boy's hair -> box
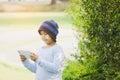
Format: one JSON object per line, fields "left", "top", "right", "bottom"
{"left": 38, "top": 20, "right": 59, "bottom": 42}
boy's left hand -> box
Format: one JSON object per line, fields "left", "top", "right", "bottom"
{"left": 30, "top": 52, "right": 38, "bottom": 61}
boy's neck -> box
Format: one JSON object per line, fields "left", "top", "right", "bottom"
{"left": 46, "top": 42, "right": 56, "bottom": 47}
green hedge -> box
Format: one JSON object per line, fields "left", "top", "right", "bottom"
{"left": 63, "top": 0, "right": 120, "bottom": 80}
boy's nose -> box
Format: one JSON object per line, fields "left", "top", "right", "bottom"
{"left": 41, "top": 35, "right": 45, "bottom": 39}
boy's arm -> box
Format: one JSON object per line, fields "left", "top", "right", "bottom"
{"left": 23, "top": 59, "right": 37, "bottom": 73}
{"left": 36, "top": 47, "right": 65, "bottom": 73}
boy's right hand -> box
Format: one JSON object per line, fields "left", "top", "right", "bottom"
{"left": 20, "top": 54, "right": 26, "bottom": 62}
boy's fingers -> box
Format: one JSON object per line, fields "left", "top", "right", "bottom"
{"left": 20, "top": 55, "right": 26, "bottom": 59}
{"left": 20, "top": 54, "right": 24, "bottom": 57}
{"left": 30, "top": 52, "right": 36, "bottom": 56}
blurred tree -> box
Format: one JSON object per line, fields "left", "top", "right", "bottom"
{"left": 59, "top": 0, "right": 68, "bottom": 1}
{"left": 51, "top": 0, "right": 56, "bottom": 5}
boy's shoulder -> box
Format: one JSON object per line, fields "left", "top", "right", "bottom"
{"left": 53, "top": 44, "right": 62, "bottom": 49}
{"left": 52, "top": 44, "right": 63, "bottom": 52}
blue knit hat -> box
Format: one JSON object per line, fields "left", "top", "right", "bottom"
{"left": 38, "top": 20, "right": 59, "bottom": 42}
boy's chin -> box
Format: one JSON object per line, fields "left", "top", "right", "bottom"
{"left": 43, "top": 41, "right": 49, "bottom": 44}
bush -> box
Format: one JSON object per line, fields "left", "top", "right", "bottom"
{"left": 62, "top": 60, "right": 81, "bottom": 80}
{"left": 63, "top": 0, "right": 120, "bottom": 80}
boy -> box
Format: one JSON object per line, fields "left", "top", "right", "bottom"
{"left": 19, "top": 20, "right": 65, "bottom": 80}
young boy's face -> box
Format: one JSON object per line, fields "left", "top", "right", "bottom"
{"left": 40, "top": 31, "right": 54, "bottom": 45}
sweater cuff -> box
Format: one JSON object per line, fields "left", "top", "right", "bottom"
{"left": 22, "top": 59, "right": 29, "bottom": 64}
{"left": 35, "top": 58, "right": 42, "bottom": 66}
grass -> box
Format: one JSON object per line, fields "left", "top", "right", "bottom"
{"left": 0, "top": 38, "right": 40, "bottom": 50}
{"left": 0, "top": 12, "right": 73, "bottom": 29}
{"left": 0, "top": 62, "right": 34, "bottom": 80}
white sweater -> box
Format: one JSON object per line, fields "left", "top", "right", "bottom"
{"left": 23, "top": 44, "right": 65, "bottom": 80}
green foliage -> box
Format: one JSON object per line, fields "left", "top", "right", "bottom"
{"left": 63, "top": 0, "right": 120, "bottom": 80}
{"left": 62, "top": 60, "right": 81, "bottom": 80}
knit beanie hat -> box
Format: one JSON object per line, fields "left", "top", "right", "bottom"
{"left": 38, "top": 20, "right": 59, "bottom": 42}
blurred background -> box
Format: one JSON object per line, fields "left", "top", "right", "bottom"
{"left": 0, "top": 0, "right": 69, "bottom": 12}
{"left": 0, "top": 0, "right": 77, "bottom": 80}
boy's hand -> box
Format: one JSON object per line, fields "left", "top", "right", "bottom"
{"left": 20, "top": 54, "right": 26, "bottom": 62}
{"left": 30, "top": 53, "right": 38, "bottom": 61}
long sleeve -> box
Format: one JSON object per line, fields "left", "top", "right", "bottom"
{"left": 36, "top": 46, "right": 65, "bottom": 73}
{"left": 23, "top": 59, "right": 37, "bottom": 73}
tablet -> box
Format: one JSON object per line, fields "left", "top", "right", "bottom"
{"left": 18, "top": 50, "right": 31, "bottom": 59}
